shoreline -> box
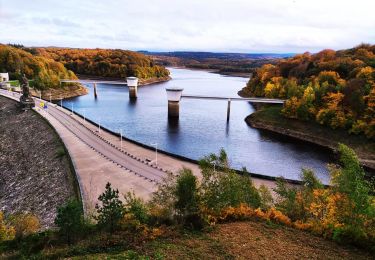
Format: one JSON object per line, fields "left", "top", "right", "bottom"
{"left": 245, "top": 107, "right": 375, "bottom": 173}
{"left": 171, "top": 66, "right": 251, "bottom": 78}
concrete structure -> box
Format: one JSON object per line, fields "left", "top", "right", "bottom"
{"left": 181, "top": 95, "right": 285, "bottom": 121}
{"left": 0, "top": 73, "right": 10, "bottom": 89}
{"left": 0, "top": 73, "right": 9, "bottom": 82}
{"left": 166, "top": 87, "right": 184, "bottom": 118}
{"left": 127, "top": 77, "right": 138, "bottom": 99}
{"left": 93, "top": 83, "right": 98, "bottom": 98}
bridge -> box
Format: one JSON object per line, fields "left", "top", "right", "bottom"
{"left": 60, "top": 79, "right": 285, "bottom": 121}
{"left": 180, "top": 94, "right": 285, "bottom": 121}
{"left": 60, "top": 78, "right": 137, "bottom": 99}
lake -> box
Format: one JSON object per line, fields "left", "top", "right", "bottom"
{"left": 64, "top": 68, "right": 331, "bottom": 183}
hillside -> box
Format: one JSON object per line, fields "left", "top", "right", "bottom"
{"left": 37, "top": 47, "right": 170, "bottom": 80}
{"left": 142, "top": 51, "right": 293, "bottom": 77}
{"left": 0, "top": 44, "right": 78, "bottom": 90}
{"left": 2, "top": 221, "right": 372, "bottom": 259}
{"left": 240, "top": 44, "right": 375, "bottom": 140}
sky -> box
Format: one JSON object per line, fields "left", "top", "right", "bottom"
{"left": 0, "top": 0, "right": 374, "bottom": 53}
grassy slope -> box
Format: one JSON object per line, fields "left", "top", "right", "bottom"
{"left": 246, "top": 106, "right": 375, "bottom": 170}
{"left": 13, "top": 220, "right": 371, "bottom": 259}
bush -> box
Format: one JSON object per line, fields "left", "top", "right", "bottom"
{"left": 55, "top": 199, "right": 85, "bottom": 244}
{"left": 0, "top": 212, "right": 15, "bottom": 241}
{"left": 258, "top": 185, "right": 273, "bottom": 210}
{"left": 174, "top": 168, "right": 204, "bottom": 229}
{"left": 95, "top": 182, "right": 125, "bottom": 233}
{"left": 123, "top": 192, "right": 149, "bottom": 224}
{"left": 199, "top": 149, "right": 261, "bottom": 213}
{"left": 9, "top": 213, "right": 40, "bottom": 240}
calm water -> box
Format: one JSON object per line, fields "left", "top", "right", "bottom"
{"left": 64, "top": 68, "right": 331, "bottom": 183}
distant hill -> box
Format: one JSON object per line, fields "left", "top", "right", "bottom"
{"left": 140, "top": 51, "right": 294, "bottom": 76}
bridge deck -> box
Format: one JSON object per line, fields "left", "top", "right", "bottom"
{"left": 181, "top": 95, "right": 285, "bottom": 104}
{"left": 60, "top": 80, "right": 127, "bottom": 85}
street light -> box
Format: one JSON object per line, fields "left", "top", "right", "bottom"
{"left": 151, "top": 142, "right": 158, "bottom": 166}
{"left": 119, "top": 129, "right": 123, "bottom": 149}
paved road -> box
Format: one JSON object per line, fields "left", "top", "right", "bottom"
{"left": 0, "top": 90, "right": 167, "bottom": 183}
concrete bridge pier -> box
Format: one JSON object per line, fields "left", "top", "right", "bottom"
{"left": 93, "top": 83, "right": 98, "bottom": 98}
{"left": 227, "top": 98, "right": 231, "bottom": 122}
{"left": 127, "top": 77, "right": 138, "bottom": 99}
{"left": 166, "top": 87, "right": 184, "bottom": 118}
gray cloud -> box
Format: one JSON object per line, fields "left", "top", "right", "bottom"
{"left": 0, "top": 0, "right": 374, "bottom": 52}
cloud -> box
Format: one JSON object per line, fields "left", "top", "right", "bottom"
{"left": 0, "top": 0, "right": 374, "bottom": 52}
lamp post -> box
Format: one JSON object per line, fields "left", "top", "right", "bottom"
{"left": 151, "top": 142, "right": 158, "bottom": 166}
{"left": 120, "top": 129, "right": 123, "bottom": 149}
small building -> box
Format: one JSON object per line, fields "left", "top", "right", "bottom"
{"left": 0, "top": 73, "right": 10, "bottom": 89}
{"left": 0, "top": 73, "right": 9, "bottom": 82}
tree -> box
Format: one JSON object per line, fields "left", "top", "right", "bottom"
{"left": 9, "top": 213, "right": 40, "bottom": 240}
{"left": 174, "top": 168, "right": 201, "bottom": 228}
{"left": 95, "top": 182, "right": 125, "bottom": 233}
{"left": 55, "top": 199, "right": 84, "bottom": 244}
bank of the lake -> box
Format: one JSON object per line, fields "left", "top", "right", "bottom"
{"left": 246, "top": 106, "right": 375, "bottom": 171}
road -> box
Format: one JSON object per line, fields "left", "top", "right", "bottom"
{"left": 1, "top": 89, "right": 167, "bottom": 183}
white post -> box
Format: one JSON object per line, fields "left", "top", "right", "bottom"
{"left": 120, "top": 129, "right": 123, "bottom": 149}
{"left": 49, "top": 93, "right": 52, "bottom": 103}
{"left": 39, "top": 92, "right": 41, "bottom": 100}
{"left": 155, "top": 143, "right": 158, "bottom": 166}
{"left": 151, "top": 143, "right": 158, "bottom": 166}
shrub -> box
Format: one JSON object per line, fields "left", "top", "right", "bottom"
{"left": 95, "top": 182, "right": 125, "bottom": 233}
{"left": 199, "top": 149, "right": 261, "bottom": 213}
{"left": 258, "top": 184, "right": 274, "bottom": 210}
{"left": 0, "top": 212, "right": 15, "bottom": 241}
{"left": 124, "top": 191, "right": 149, "bottom": 224}
{"left": 55, "top": 199, "right": 85, "bottom": 244}
{"left": 9, "top": 213, "right": 40, "bottom": 240}
{"left": 174, "top": 168, "right": 203, "bottom": 229}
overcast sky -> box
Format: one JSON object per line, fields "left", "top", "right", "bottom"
{"left": 1, "top": 0, "right": 374, "bottom": 53}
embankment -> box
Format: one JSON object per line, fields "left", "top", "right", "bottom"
{"left": 0, "top": 96, "right": 79, "bottom": 228}
{"left": 246, "top": 106, "right": 375, "bottom": 171}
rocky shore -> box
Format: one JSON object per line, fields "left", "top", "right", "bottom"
{"left": 0, "top": 96, "right": 78, "bottom": 228}
{"left": 246, "top": 107, "right": 375, "bottom": 172}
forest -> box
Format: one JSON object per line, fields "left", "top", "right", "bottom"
{"left": 0, "top": 44, "right": 170, "bottom": 90}
{"left": 0, "top": 44, "right": 77, "bottom": 89}
{"left": 240, "top": 44, "right": 375, "bottom": 139}
{"left": 36, "top": 47, "right": 170, "bottom": 79}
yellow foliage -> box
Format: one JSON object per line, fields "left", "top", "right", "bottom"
{"left": 0, "top": 212, "right": 15, "bottom": 241}
{"left": 10, "top": 213, "right": 40, "bottom": 239}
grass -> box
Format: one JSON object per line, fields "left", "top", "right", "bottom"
{"left": 1, "top": 220, "right": 372, "bottom": 259}
{"left": 248, "top": 106, "right": 375, "bottom": 168}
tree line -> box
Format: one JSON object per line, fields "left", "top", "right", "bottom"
{"left": 240, "top": 44, "right": 375, "bottom": 139}
{"left": 36, "top": 47, "right": 170, "bottom": 79}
